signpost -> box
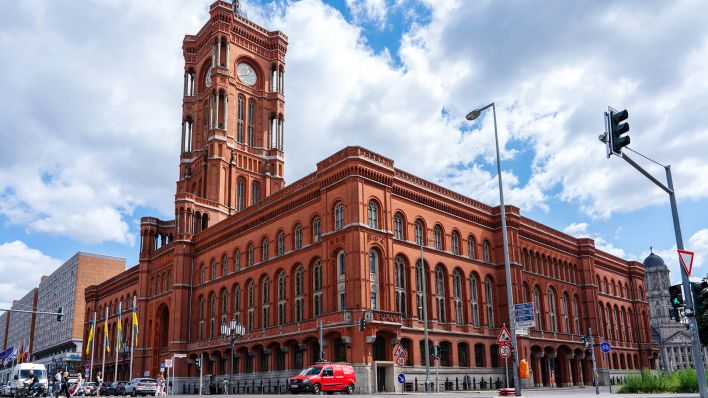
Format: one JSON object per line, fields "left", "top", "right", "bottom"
{"left": 397, "top": 373, "right": 405, "bottom": 384}
{"left": 600, "top": 342, "right": 612, "bottom": 393}
{"left": 498, "top": 325, "right": 512, "bottom": 388}
{"left": 513, "top": 302, "right": 535, "bottom": 328}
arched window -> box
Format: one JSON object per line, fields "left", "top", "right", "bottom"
{"left": 247, "top": 281, "right": 255, "bottom": 331}
{"left": 233, "top": 284, "right": 241, "bottom": 323}
{"left": 533, "top": 286, "right": 543, "bottom": 330}
{"left": 312, "top": 216, "right": 321, "bottom": 242}
{"left": 453, "top": 270, "right": 463, "bottom": 325}
{"left": 209, "top": 293, "right": 216, "bottom": 337}
{"left": 247, "top": 244, "right": 254, "bottom": 267}
{"left": 483, "top": 240, "right": 491, "bottom": 263}
{"left": 210, "top": 260, "right": 217, "bottom": 280}
{"left": 277, "top": 272, "right": 286, "bottom": 325}
{"left": 393, "top": 213, "right": 404, "bottom": 240}
{"left": 199, "top": 265, "right": 206, "bottom": 283}
{"left": 277, "top": 232, "right": 285, "bottom": 256}
{"left": 262, "top": 238, "right": 270, "bottom": 262}
{"left": 470, "top": 273, "right": 480, "bottom": 326}
{"left": 234, "top": 250, "right": 241, "bottom": 272}
{"left": 394, "top": 256, "right": 406, "bottom": 318}
{"left": 198, "top": 296, "right": 205, "bottom": 339}
{"left": 451, "top": 231, "right": 460, "bottom": 255}
{"left": 313, "top": 260, "right": 323, "bottom": 317}
{"left": 337, "top": 251, "right": 346, "bottom": 311}
{"left": 222, "top": 255, "right": 228, "bottom": 276}
{"left": 247, "top": 99, "right": 255, "bottom": 146}
{"left": 435, "top": 265, "right": 446, "bottom": 323}
{"left": 434, "top": 225, "right": 443, "bottom": 250}
{"left": 237, "top": 95, "right": 244, "bottom": 143}
{"left": 468, "top": 235, "right": 476, "bottom": 259}
{"left": 236, "top": 177, "right": 245, "bottom": 211}
{"left": 548, "top": 288, "right": 557, "bottom": 332}
{"left": 251, "top": 181, "right": 260, "bottom": 205}
{"left": 220, "top": 288, "right": 228, "bottom": 326}
{"left": 262, "top": 276, "right": 270, "bottom": 328}
{"left": 367, "top": 200, "right": 379, "bottom": 229}
{"left": 294, "top": 266, "right": 304, "bottom": 322}
{"left": 334, "top": 202, "right": 345, "bottom": 230}
{"left": 415, "top": 219, "right": 425, "bottom": 245}
{"left": 484, "top": 277, "right": 494, "bottom": 327}
{"left": 562, "top": 293, "right": 570, "bottom": 333}
{"left": 573, "top": 295, "right": 581, "bottom": 334}
{"left": 415, "top": 260, "right": 424, "bottom": 319}
{"left": 369, "top": 249, "right": 378, "bottom": 274}
{"left": 294, "top": 224, "right": 302, "bottom": 249}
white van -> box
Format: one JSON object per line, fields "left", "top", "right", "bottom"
{"left": 8, "top": 363, "right": 48, "bottom": 395}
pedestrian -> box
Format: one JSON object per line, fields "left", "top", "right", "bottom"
{"left": 71, "top": 373, "right": 84, "bottom": 397}
{"left": 155, "top": 373, "right": 165, "bottom": 396}
{"left": 54, "top": 369, "right": 63, "bottom": 397}
{"left": 221, "top": 379, "right": 229, "bottom": 395}
{"left": 60, "top": 372, "right": 70, "bottom": 398}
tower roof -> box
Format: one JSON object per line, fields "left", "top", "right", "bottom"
{"left": 644, "top": 248, "right": 668, "bottom": 271}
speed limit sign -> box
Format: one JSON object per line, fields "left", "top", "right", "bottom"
{"left": 499, "top": 344, "right": 512, "bottom": 359}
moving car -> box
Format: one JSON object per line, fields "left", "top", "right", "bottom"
{"left": 288, "top": 363, "right": 356, "bottom": 395}
{"left": 123, "top": 379, "right": 156, "bottom": 397}
{"left": 99, "top": 381, "right": 126, "bottom": 396}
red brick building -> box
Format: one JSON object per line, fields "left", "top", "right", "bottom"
{"left": 83, "top": 1, "right": 656, "bottom": 392}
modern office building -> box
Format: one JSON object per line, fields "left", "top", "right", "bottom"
{"left": 81, "top": 1, "right": 657, "bottom": 393}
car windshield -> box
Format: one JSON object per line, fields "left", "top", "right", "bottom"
{"left": 19, "top": 370, "right": 45, "bottom": 379}
{"left": 298, "top": 367, "right": 322, "bottom": 376}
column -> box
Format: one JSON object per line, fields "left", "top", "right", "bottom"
{"left": 215, "top": 92, "right": 220, "bottom": 129}
{"left": 271, "top": 69, "right": 277, "bottom": 92}
{"left": 217, "top": 37, "right": 222, "bottom": 67}
{"left": 189, "top": 73, "right": 195, "bottom": 96}
{"left": 225, "top": 40, "right": 230, "bottom": 69}
{"left": 181, "top": 121, "right": 186, "bottom": 153}
{"left": 209, "top": 94, "right": 214, "bottom": 130}
{"left": 279, "top": 68, "right": 284, "bottom": 93}
{"left": 212, "top": 43, "right": 216, "bottom": 67}
{"left": 183, "top": 72, "right": 188, "bottom": 96}
{"left": 187, "top": 121, "right": 193, "bottom": 152}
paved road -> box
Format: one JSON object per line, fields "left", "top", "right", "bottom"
{"left": 166, "top": 387, "right": 701, "bottom": 398}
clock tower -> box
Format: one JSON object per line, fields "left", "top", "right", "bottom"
{"left": 176, "top": 0, "right": 288, "bottom": 234}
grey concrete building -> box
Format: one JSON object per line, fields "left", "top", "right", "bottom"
{"left": 0, "top": 311, "right": 8, "bottom": 351}
{"left": 644, "top": 251, "right": 708, "bottom": 371}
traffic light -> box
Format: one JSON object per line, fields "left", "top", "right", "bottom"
{"left": 691, "top": 281, "right": 708, "bottom": 316}
{"left": 358, "top": 317, "right": 366, "bottom": 332}
{"left": 669, "top": 308, "right": 681, "bottom": 322}
{"left": 57, "top": 307, "right": 64, "bottom": 322}
{"left": 195, "top": 357, "right": 201, "bottom": 368}
{"left": 669, "top": 284, "right": 684, "bottom": 308}
{"left": 609, "top": 109, "right": 630, "bottom": 155}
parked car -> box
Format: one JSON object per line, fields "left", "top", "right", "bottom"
{"left": 123, "top": 379, "right": 156, "bottom": 397}
{"left": 98, "top": 381, "right": 126, "bottom": 396}
{"left": 288, "top": 363, "right": 356, "bottom": 394}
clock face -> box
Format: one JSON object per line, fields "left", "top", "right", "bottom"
{"left": 237, "top": 63, "right": 257, "bottom": 86}
{"left": 204, "top": 67, "right": 212, "bottom": 87}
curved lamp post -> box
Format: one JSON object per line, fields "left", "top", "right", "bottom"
{"left": 221, "top": 320, "right": 246, "bottom": 394}
{"left": 466, "top": 102, "right": 520, "bottom": 396}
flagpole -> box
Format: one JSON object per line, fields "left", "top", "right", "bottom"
{"left": 114, "top": 302, "right": 121, "bottom": 383}
{"left": 102, "top": 306, "right": 107, "bottom": 380}
{"left": 129, "top": 295, "right": 136, "bottom": 380}
{"left": 90, "top": 312, "right": 96, "bottom": 382}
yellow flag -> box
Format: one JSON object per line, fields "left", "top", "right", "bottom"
{"left": 104, "top": 320, "right": 110, "bottom": 353}
{"left": 132, "top": 307, "right": 139, "bottom": 347}
{"left": 85, "top": 319, "right": 95, "bottom": 355}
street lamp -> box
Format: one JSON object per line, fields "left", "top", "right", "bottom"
{"left": 221, "top": 320, "right": 245, "bottom": 394}
{"left": 466, "top": 102, "right": 521, "bottom": 396}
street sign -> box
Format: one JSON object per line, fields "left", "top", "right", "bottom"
{"left": 160, "top": 363, "right": 166, "bottom": 371}
{"left": 396, "top": 357, "right": 405, "bottom": 366}
{"left": 499, "top": 344, "right": 512, "bottom": 359}
{"left": 497, "top": 325, "right": 511, "bottom": 344}
{"left": 678, "top": 250, "right": 695, "bottom": 277}
{"left": 514, "top": 303, "right": 535, "bottom": 328}
{"left": 600, "top": 341, "right": 612, "bottom": 353}
{"left": 397, "top": 373, "right": 405, "bottom": 384}
{"left": 174, "top": 353, "right": 187, "bottom": 359}
{"left": 164, "top": 359, "right": 173, "bottom": 368}
{"left": 393, "top": 344, "right": 407, "bottom": 358}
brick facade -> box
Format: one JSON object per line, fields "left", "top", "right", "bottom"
{"left": 82, "top": 1, "right": 656, "bottom": 393}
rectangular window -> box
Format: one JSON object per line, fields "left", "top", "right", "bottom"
{"left": 339, "top": 293, "right": 346, "bottom": 311}
{"left": 247, "top": 101, "right": 255, "bottom": 146}
{"left": 237, "top": 96, "right": 244, "bottom": 143}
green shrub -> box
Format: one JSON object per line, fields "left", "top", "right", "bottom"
{"left": 672, "top": 369, "right": 698, "bottom": 393}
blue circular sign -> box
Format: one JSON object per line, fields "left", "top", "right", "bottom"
{"left": 397, "top": 373, "right": 406, "bottom": 384}
{"left": 600, "top": 341, "right": 612, "bottom": 353}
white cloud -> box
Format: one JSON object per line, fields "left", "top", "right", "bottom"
{"left": 0, "top": 241, "right": 63, "bottom": 305}
{"left": 346, "top": 0, "right": 389, "bottom": 28}
{"left": 562, "top": 222, "right": 626, "bottom": 258}
{"left": 563, "top": 222, "right": 589, "bottom": 237}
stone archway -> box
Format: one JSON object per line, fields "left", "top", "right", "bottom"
{"left": 152, "top": 303, "right": 170, "bottom": 375}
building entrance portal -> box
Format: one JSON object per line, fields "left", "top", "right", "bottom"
{"left": 374, "top": 362, "right": 394, "bottom": 392}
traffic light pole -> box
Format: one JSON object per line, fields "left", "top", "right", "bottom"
{"left": 620, "top": 153, "right": 708, "bottom": 397}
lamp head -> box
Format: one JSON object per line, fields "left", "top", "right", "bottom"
{"left": 466, "top": 109, "right": 482, "bottom": 121}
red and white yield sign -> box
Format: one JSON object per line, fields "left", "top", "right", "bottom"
{"left": 678, "top": 249, "right": 695, "bottom": 277}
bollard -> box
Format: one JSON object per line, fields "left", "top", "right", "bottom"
{"left": 455, "top": 377, "right": 459, "bottom": 391}
{"left": 414, "top": 377, "right": 418, "bottom": 392}
{"left": 473, "top": 377, "right": 477, "bottom": 390}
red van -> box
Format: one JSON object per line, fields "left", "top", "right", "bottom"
{"left": 288, "top": 363, "right": 356, "bottom": 394}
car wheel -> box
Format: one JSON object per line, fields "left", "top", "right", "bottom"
{"left": 345, "top": 384, "right": 354, "bottom": 395}
{"left": 130, "top": 391, "right": 136, "bottom": 397}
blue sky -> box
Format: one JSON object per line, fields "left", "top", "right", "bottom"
{"left": 1, "top": 0, "right": 707, "bottom": 302}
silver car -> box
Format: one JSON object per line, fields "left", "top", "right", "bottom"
{"left": 123, "top": 379, "right": 156, "bottom": 397}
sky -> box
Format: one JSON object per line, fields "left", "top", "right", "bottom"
{"left": 1, "top": 0, "right": 707, "bottom": 305}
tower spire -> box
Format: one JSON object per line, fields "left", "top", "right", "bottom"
{"left": 232, "top": 0, "right": 242, "bottom": 16}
